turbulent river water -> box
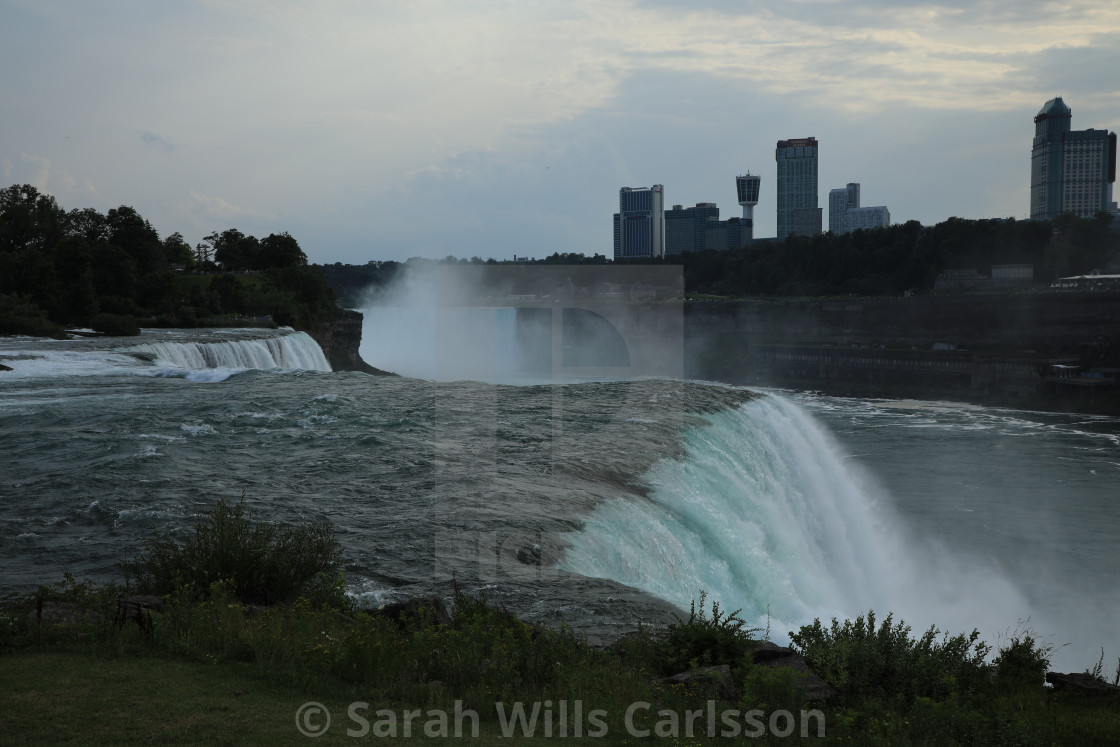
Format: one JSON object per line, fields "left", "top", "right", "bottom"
{"left": 1, "top": 324, "right": 1117, "bottom": 671}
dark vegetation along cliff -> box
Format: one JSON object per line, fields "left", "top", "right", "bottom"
{"left": 0, "top": 184, "right": 331, "bottom": 335}
{"left": 0, "top": 183, "right": 392, "bottom": 374}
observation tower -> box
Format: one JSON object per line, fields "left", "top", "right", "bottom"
{"left": 736, "top": 172, "right": 761, "bottom": 220}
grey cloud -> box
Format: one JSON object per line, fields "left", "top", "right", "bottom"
{"left": 139, "top": 131, "right": 175, "bottom": 152}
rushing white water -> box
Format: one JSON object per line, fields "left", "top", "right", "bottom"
{"left": 125, "top": 331, "right": 331, "bottom": 380}
{"left": 561, "top": 394, "right": 1033, "bottom": 649}
{"left": 0, "top": 330, "right": 330, "bottom": 381}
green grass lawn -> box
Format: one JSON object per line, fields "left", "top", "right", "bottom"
{"left": 0, "top": 652, "right": 326, "bottom": 745}
{"left": 0, "top": 652, "right": 689, "bottom": 746}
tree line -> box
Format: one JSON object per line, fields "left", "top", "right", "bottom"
{"left": 318, "top": 213, "right": 1119, "bottom": 302}
{"left": 0, "top": 184, "right": 338, "bottom": 336}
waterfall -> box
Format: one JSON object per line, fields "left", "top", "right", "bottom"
{"left": 124, "top": 331, "right": 331, "bottom": 380}
{"left": 561, "top": 393, "right": 1030, "bottom": 645}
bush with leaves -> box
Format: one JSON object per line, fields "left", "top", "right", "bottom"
{"left": 789, "top": 610, "right": 991, "bottom": 703}
{"left": 121, "top": 497, "right": 346, "bottom": 608}
{"left": 992, "top": 629, "right": 1052, "bottom": 688}
{"left": 657, "top": 591, "right": 760, "bottom": 675}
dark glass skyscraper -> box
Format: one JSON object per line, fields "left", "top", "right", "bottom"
{"left": 1030, "top": 97, "right": 1117, "bottom": 220}
{"left": 613, "top": 185, "right": 665, "bottom": 259}
{"left": 775, "top": 137, "right": 821, "bottom": 239}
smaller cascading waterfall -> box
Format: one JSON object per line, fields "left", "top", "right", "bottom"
{"left": 125, "top": 332, "right": 331, "bottom": 373}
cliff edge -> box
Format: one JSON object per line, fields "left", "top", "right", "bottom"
{"left": 305, "top": 309, "right": 396, "bottom": 376}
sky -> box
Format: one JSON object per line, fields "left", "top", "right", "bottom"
{"left": 2, "top": 0, "right": 1118, "bottom": 265}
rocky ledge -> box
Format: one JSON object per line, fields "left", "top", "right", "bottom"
{"left": 304, "top": 309, "right": 396, "bottom": 376}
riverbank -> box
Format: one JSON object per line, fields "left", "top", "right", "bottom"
{"left": 4, "top": 581, "right": 1118, "bottom": 745}
{"left": 685, "top": 291, "right": 1120, "bottom": 417}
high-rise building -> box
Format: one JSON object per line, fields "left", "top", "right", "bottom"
{"left": 828, "top": 183, "right": 859, "bottom": 233}
{"left": 828, "top": 182, "right": 889, "bottom": 234}
{"left": 704, "top": 217, "right": 752, "bottom": 252}
{"left": 665, "top": 203, "right": 718, "bottom": 255}
{"left": 1030, "top": 97, "right": 1117, "bottom": 220}
{"left": 775, "top": 137, "right": 821, "bottom": 239}
{"left": 613, "top": 185, "right": 665, "bottom": 259}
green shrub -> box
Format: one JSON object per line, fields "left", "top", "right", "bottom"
{"left": 657, "top": 591, "right": 759, "bottom": 675}
{"left": 993, "top": 630, "right": 1051, "bottom": 688}
{"left": 789, "top": 610, "right": 991, "bottom": 703}
{"left": 0, "top": 294, "right": 64, "bottom": 337}
{"left": 121, "top": 497, "right": 346, "bottom": 608}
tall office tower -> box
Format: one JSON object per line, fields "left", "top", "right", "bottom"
{"left": 775, "top": 137, "right": 821, "bottom": 239}
{"left": 614, "top": 185, "right": 665, "bottom": 259}
{"left": 828, "top": 183, "right": 860, "bottom": 233}
{"left": 1030, "top": 97, "right": 1117, "bottom": 220}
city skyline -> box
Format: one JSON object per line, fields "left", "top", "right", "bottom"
{"left": 2, "top": 1, "right": 1118, "bottom": 264}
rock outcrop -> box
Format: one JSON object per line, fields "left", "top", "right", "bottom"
{"left": 305, "top": 309, "right": 396, "bottom": 376}
{"left": 1046, "top": 671, "right": 1120, "bottom": 696}
{"left": 661, "top": 664, "right": 738, "bottom": 700}
{"left": 748, "top": 641, "right": 838, "bottom": 701}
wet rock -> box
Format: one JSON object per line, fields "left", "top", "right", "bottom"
{"left": 516, "top": 544, "right": 543, "bottom": 566}
{"left": 1046, "top": 672, "right": 1120, "bottom": 696}
{"left": 749, "top": 641, "right": 837, "bottom": 701}
{"left": 661, "top": 664, "right": 738, "bottom": 700}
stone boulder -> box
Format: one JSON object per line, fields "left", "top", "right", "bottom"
{"left": 661, "top": 664, "right": 738, "bottom": 700}
{"left": 1046, "top": 672, "right": 1120, "bottom": 696}
{"left": 748, "top": 641, "right": 837, "bottom": 701}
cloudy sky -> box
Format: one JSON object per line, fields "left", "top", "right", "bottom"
{"left": 2, "top": 0, "right": 1118, "bottom": 264}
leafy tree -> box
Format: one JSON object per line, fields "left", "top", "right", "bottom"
{"left": 162, "top": 231, "right": 196, "bottom": 270}
{"left": 64, "top": 207, "right": 110, "bottom": 243}
{"left": 210, "top": 228, "right": 260, "bottom": 271}
{"left": 0, "top": 184, "right": 64, "bottom": 255}
{"left": 258, "top": 231, "right": 307, "bottom": 269}
{"left": 194, "top": 238, "right": 214, "bottom": 266}
{"left": 106, "top": 206, "right": 164, "bottom": 275}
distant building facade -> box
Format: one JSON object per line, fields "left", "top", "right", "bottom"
{"left": 665, "top": 203, "right": 718, "bottom": 255}
{"left": 1030, "top": 97, "right": 1117, "bottom": 220}
{"left": 705, "top": 217, "right": 752, "bottom": 252}
{"left": 775, "top": 137, "right": 820, "bottom": 239}
{"left": 991, "top": 264, "right": 1034, "bottom": 286}
{"left": 613, "top": 185, "right": 665, "bottom": 259}
{"left": 844, "top": 206, "right": 891, "bottom": 232}
{"left": 828, "top": 183, "right": 859, "bottom": 233}
{"left": 827, "top": 182, "right": 890, "bottom": 234}
{"left": 664, "top": 202, "right": 754, "bottom": 254}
